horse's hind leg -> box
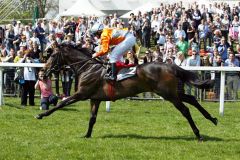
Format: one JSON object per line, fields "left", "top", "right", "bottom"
{"left": 179, "top": 93, "right": 218, "bottom": 126}
{"left": 172, "top": 99, "right": 203, "bottom": 141}
{"left": 85, "top": 100, "right": 101, "bottom": 138}
{"left": 35, "top": 93, "right": 83, "bottom": 119}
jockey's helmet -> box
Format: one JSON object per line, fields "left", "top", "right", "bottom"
{"left": 90, "top": 23, "right": 104, "bottom": 35}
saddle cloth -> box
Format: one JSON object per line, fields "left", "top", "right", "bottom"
{"left": 116, "top": 67, "right": 137, "bottom": 81}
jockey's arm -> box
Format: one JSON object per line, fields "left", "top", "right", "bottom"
{"left": 92, "top": 33, "right": 110, "bottom": 58}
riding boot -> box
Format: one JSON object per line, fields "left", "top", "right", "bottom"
{"left": 104, "top": 63, "right": 117, "bottom": 81}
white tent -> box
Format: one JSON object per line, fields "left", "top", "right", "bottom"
{"left": 60, "top": 0, "right": 106, "bottom": 17}
{"left": 120, "top": 2, "right": 160, "bottom": 18}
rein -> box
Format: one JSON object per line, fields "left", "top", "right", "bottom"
{"left": 46, "top": 46, "right": 108, "bottom": 76}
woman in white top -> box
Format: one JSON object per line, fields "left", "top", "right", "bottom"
{"left": 174, "top": 51, "right": 187, "bottom": 66}
{"left": 174, "top": 51, "right": 186, "bottom": 94}
{"left": 19, "top": 53, "right": 37, "bottom": 106}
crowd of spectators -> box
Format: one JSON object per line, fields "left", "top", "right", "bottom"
{"left": 0, "top": 1, "right": 240, "bottom": 106}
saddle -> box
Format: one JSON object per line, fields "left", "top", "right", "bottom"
{"left": 116, "top": 67, "right": 137, "bottom": 81}
{"left": 105, "top": 62, "right": 137, "bottom": 81}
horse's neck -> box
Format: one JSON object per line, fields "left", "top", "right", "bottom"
{"left": 70, "top": 60, "right": 103, "bottom": 76}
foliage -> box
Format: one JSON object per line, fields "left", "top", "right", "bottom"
{"left": 0, "top": 98, "right": 240, "bottom": 160}
{"left": 0, "top": 0, "right": 57, "bottom": 23}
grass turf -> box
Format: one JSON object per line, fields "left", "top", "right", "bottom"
{"left": 0, "top": 97, "right": 240, "bottom": 160}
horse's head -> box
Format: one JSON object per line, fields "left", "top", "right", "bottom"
{"left": 43, "top": 44, "right": 95, "bottom": 77}
{"left": 43, "top": 46, "right": 63, "bottom": 77}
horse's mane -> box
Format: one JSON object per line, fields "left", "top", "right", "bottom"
{"left": 59, "top": 43, "right": 93, "bottom": 58}
{"left": 58, "top": 43, "right": 105, "bottom": 66}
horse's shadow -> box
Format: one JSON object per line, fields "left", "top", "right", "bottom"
{"left": 4, "top": 103, "right": 79, "bottom": 112}
{"left": 101, "top": 134, "right": 226, "bottom": 142}
{"left": 4, "top": 103, "right": 23, "bottom": 109}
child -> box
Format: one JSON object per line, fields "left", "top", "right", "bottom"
{"left": 35, "top": 70, "right": 58, "bottom": 110}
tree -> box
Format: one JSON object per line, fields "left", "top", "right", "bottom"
{"left": 0, "top": 0, "right": 58, "bottom": 23}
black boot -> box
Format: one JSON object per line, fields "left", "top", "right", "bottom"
{"left": 104, "top": 63, "right": 117, "bottom": 81}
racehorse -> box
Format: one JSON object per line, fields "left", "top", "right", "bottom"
{"left": 36, "top": 44, "right": 218, "bottom": 141}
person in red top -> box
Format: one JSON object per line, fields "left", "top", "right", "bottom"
{"left": 35, "top": 70, "right": 58, "bottom": 110}
{"left": 91, "top": 23, "right": 136, "bottom": 81}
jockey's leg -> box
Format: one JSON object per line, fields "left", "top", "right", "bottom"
{"left": 104, "top": 62, "right": 117, "bottom": 81}
{"left": 106, "top": 34, "right": 136, "bottom": 81}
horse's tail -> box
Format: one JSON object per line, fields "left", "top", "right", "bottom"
{"left": 173, "top": 64, "right": 214, "bottom": 89}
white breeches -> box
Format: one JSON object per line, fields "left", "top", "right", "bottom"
{"left": 109, "top": 33, "right": 136, "bottom": 63}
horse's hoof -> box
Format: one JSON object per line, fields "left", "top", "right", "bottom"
{"left": 84, "top": 135, "right": 91, "bottom": 138}
{"left": 35, "top": 115, "right": 43, "bottom": 119}
{"left": 198, "top": 137, "right": 204, "bottom": 142}
{"left": 212, "top": 118, "right": 218, "bottom": 126}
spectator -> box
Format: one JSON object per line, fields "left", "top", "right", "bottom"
{"left": 221, "top": 14, "right": 230, "bottom": 41}
{"left": 176, "top": 35, "right": 189, "bottom": 57}
{"left": 229, "top": 15, "right": 240, "bottom": 45}
{"left": 151, "top": 15, "right": 160, "bottom": 45}
{"left": 2, "top": 48, "right": 15, "bottom": 62}
{"left": 0, "top": 43, "right": 8, "bottom": 57}
{"left": 217, "top": 37, "right": 230, "bottom": 61}
{"left": 143, "top": 49, "right": 153, "bottom": 63}
{"left": 14, "top": 50, "right": 24, "bottom": 63}
{"left": 41, "top": 18, "right": 50, "bottom": 36}
{"left": 156, "top": 28, "right": 166, "bottom": 46}
{"left": 209, "top": 48, "right": 219, "bottom": 65}
{"left": 5, "top": 24, "right": 15, "bottom": 52}
{"left": 13, "top": 27, "right": 23, "bottom": 51}
{"left": 23, "top": 25, "right": 32, "bottom": 41}
{"left": 152, "top": 45, "right": 163, "bottom": 62}
{"left": 192, "top": 6, "right": 202, "bottom": 29}
{"left": 30, "top": 31, "right": 41, "bottom": 49}
{"left": 187, "top": 21, "right": 196, "bottom": 41}
{"left": 164, "top": 36, "right": 175, "bottom": 56}
{"left": 174, "top": 51, "right": 187, "bottom": 94}
{"left": 224, "top": 53, "right": 240, "bottom": 100}
{"left": 182, "top": 16, "right": 190, "bottom": 41}
{"left": 19, "top": 35, "right": 28, "bottom": 50}
{"left": 34, "top": 22, "right": 46, "bottom": 52}
{"left": 82, "top": 37, "right": 94, "bottom": 50}
{"left": 62, "top": 33, "right": 75, "bottom": 45}
{"left": 35, "top": 70, "right": 58, "bottom": 110}
{"left": 0, "top": 26, "right": 4, "bottom": 44}
{"left": 19, "top": 53, "right": 37, "bottom": 107}
{"left": 186, "top": 49, "right": 201, "bottom": 97}
{"left": 14, "top": 21, "right": 21, "bottom": 36}
{"left": 213, "top": 29, "right": 222, "bottom": 47}
{"left": 142, "top": 20, "right": 151, "bottom": 49}
{"left": 174, "top": 22, "right": 186, "bottom": 42}
{"left": 212, "top": 55, "right": 223, "bottom": 98}
{"left": 198, "top": 19, "right": 209, "bottom": 51}
{"left": 29, "top": 42, "right": 42, "bottom": 62}
{"left": 125, "top": 50, "right": 138, "bottom": 65}
{"left": 174, "top": 51, "right": 187, "bottom": 66}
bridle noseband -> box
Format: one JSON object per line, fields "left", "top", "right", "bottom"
{"left": 44, "top": 50, "right": 63, "bottom": 77}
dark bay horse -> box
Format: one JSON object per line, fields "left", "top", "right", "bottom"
{"left": 36, "top": 44, "right": 218, "bottom": 141}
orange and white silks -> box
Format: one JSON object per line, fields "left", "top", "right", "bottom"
{"left": 95, "top": 28, "right": 136, "bottom": 63}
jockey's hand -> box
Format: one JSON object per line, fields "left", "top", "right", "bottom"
{"left": 92, "top": 53, "right": 98, "bottom": 58}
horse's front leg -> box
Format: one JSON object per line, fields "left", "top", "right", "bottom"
{"left": 35, "top": 93, "right": 84, "bottom": 119}
{"left": 85, "top": 100, "right": 101, "bottom": 138}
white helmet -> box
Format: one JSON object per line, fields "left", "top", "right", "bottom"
{"left": 91, "top": 23, "right": 104, "bottom": 34}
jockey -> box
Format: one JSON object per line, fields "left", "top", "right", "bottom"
{"left": 91, "top": 23, "right": 136, "bottom": 81}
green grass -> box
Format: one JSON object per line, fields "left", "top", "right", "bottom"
{"left": 1, "top": 98, "right": 240, "bottom": 160}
